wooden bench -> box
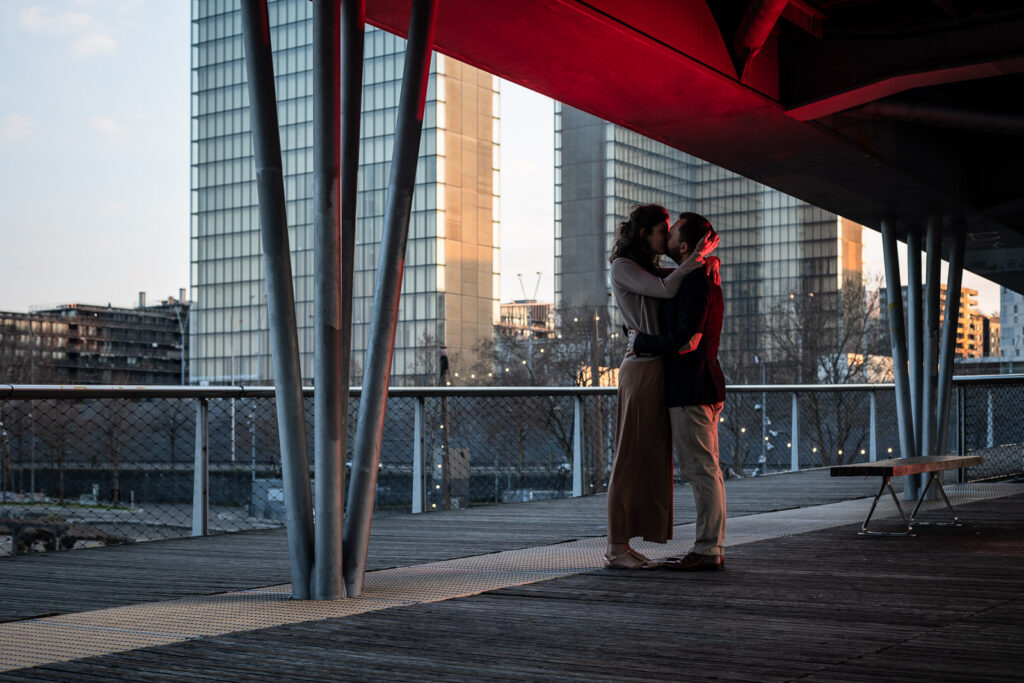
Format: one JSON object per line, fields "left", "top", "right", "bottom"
{"left": 830, "top": 455, "right": 983, "bottom": 535}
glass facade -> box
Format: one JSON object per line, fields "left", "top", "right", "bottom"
{"left": 554, "top": 104, "right": 862, "bottom": 372}
{"left": 190, "top": 0, "right": 498, "bottom": 386}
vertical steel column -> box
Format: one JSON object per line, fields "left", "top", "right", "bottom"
{"left": 343, "top": 0, "right": 438, "bottom": 598}
{"left": 869, "top": 392, "right": 877, "bottom": 462}
{"left": 192, "top": 398, "right": 209, "bottom": 537}
{"left": 790, "top": 392, "right": 799, "bottom": 472}
{"left": 937, "top": 222, "right": 966, "bottom": 455}
{"left": 338, "top": 0, "right": 365, "bottom": 518}
{"left": 906, "top": 225, "right": 923, "bottom": 451}
{"left": 412, "top": 396, "right": 425, "bottom": 513}
{"left": 239, "top": 0, "right": 314, "bottom": 599}
{"left": 572, "top": 394, "right": 584, "bottom": 496}
{"left": 881, "top": 219, "right": 917, "bottom": 476}
{"left": 905, "top": 224, "right": 923, "bottom": 499}
{"left": 920, "top": 218, "right": 941, "bottom": 499}
{"left": 312, "top": 0, "right": 345, "bottom": 601}
{"left": 922, "top": 218, "right": 941, "bottom": 453}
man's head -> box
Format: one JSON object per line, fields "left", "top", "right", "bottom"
{"left": 668, "top": 212, "right": 714, "bottom": 263}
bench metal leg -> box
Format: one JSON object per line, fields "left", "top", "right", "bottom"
{"left": 860, "top": 476, "right": 914, "bottom": 536}
{"left": 909, "top": 472, "right": 962, "bottom": 527}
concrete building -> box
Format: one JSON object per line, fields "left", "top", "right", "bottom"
{"left": 0, "top": 293, "right": 190, "bottom": 385}
{"left": 1000, "top": 287, "right": 1024, "bottom": 362}
{"left": 496, "top": 301, "right": 554, "bottom": 340}
{"left": 886, "top": 285, "right": 1000, "bottom": 359}
{"left": 190, "top": 1, "right": 498, "bottom": 385}
{"left": 554, "top": 105, "right": 862, "bottom": 376}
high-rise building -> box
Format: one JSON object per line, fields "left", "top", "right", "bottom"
{"left": 190, "top": 0, "right": 498, "bottom": 386}
{"left": 554, "top": 105, "right": 862, "bottom": 376}
{"left": 1001, "top": 287, "right": 1024, "bottom": 360}
{"left": 885, "top": 284, "right": 1001, "bottom": 358}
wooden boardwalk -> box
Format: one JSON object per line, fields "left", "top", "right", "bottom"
{"left": 1, "top": 469, "right": 893, "bottom": 622}
{"left": 3, "top": 470, "right": 1023, "bottom": 681}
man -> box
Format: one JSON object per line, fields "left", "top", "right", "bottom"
{"left": 630, "top": 212, "right": 727, "bottom": 571}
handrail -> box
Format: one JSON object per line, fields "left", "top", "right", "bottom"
{"left": 2, "top": 373, "right": 1022, "bottom": 400}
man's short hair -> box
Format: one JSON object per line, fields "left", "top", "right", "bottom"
{"left": 677, "top": 212, "right": 713, "bottom": 251}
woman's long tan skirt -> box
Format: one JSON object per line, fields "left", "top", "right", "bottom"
{"left": 607, "top": 356, "right": 673, "bottom": 545}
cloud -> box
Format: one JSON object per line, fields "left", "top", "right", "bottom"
{"left": 18, "top": 6, "right": 94, "bottom": 34}
{"left": 0, "top": 115, "right": 33, "bottom": 142}
{"left": 87, "top": 116, "right": 124, "bottom": 136}
{"left": 17, "top": 5, "right": 116, "bottom": 57}
{"left": 72, "top": 34, "right": 116, "bottom": 56}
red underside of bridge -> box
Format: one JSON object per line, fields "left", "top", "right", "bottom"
{"left": 360, "top": 0, "right": 1024, "bottom": 290}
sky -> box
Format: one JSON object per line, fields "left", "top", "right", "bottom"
{"left": 0, "top": 1, "right": 1002, "bottom": 316}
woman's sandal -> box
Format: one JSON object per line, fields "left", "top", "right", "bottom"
{"left": 603, "top": 549, "right": 661, "bottom": 570}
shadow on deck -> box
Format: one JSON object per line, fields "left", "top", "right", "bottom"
{"left": 1, "top": 469, "right": 1022, "bottom": 680}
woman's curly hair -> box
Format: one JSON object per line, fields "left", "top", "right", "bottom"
{"left": 608, "top": 203, "right": 669, "bottom": 273}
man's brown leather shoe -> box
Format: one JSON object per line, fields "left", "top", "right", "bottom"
{"left": 663, "top": 552, "right": 724, "bottom": 571}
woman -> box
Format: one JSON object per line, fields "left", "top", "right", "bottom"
{"left": 605, "top": 203, "right": 717, "bottom": 569}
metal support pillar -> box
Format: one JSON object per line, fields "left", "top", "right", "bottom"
{"left": 869, "top": 392, "right": 877, "bottom": 462}
{"left": 937, "top": 222, "right": 966, "bottom": 455}
{"left": 338, "top": 0, "right": 365, "bottom": 518}
{"left": 343, "top": 0, "right": 438, "bottom": 598}
{"left": 572, "top": 395, "right": 584, "bottom": 496}
{"left": 919, "top": 218, "right": 941, "bottom": 499}
{"left": 412, "top": 397, "right": 425, "bottom": 513}
{"left": 192, "top": 398, "right": 209, "bottom": 537}
{"left": 240, "top": 0, "right": 314, "bottom": 599}
{"left": 311, "top": 0, "right": 346, "bottom": 601}
{"left": 905, "top": 224, "right": 923, "bottom": 499}
{"left": 790, "top": 392, "right": 799, "bottom": 472}
{"left": 880, "top": 219, "right": 917, "bottom": 479}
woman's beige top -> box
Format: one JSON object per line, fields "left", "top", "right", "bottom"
{"left": 610, "top": 257, "right": 691, "bottom": 339}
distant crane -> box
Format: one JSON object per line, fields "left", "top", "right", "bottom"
{"left": 516, "top": 271, "right": 542, "bottom": 301}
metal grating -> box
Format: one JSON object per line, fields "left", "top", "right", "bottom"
{"left": 2, "top": 482, "right": 1021, "bottom": 673}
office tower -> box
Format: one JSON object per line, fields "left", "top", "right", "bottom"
{"left": 190, "top": 0, "right": 499, "bottom": 386}
{"left": 554, "top": 105, "right": 862, "bottom": 377}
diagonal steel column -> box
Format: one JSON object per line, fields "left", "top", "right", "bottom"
{"left": 905, "top": 223, "right": 923, "bottom": 499}
{"left": 937, "top": 221, "right": 966, "bottom": 455}
{"left": 881, "top": 219, "right": 917, "bottom": 477}
{"left": 920, "top": 217, "right": 942, "bottom": 500}
{"left": 311, "top": 0, "right": 342, "bottom": 601}
{"left": 239, "top": 0, "right": 314, "bottom": 599}
{"left": 343, "top": 0, "right": 438, "bottom": 598}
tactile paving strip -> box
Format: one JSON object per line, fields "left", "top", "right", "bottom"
{"left": 2, "top": 482, "right": 1019, "bottom": 672}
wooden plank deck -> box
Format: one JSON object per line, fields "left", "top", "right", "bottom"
{"left": 0, "top": 469, "right": 897, "bottom": 622}
{"left": 3, "top": 491, "right": 1022, "bottom": 681}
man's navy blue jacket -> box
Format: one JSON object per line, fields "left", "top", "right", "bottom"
{"left": 633, "top": 268, "right": 726, "bottom": 408}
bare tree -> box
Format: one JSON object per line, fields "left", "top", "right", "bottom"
{"left": 763, "top": 275, "right": 889, "bottom": 465}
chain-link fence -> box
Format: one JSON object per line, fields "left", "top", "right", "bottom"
{"left": 2, "top": 376, "right": 1022, "bottom": 553}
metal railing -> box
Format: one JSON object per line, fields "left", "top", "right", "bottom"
{"left": 1, "top": 375, "right": 1022, "bottom": 554}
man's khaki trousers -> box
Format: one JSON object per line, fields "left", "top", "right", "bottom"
{"left": 669, "top": 402, "right": 726, "bottom": 557}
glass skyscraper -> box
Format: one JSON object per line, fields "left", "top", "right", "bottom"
{"left": 554, "top": 104, "right": 862, "bottom": 375}
{"left": 190, "top": 0, "right": 499, "bottom": 386}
